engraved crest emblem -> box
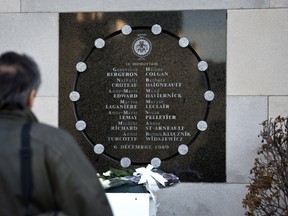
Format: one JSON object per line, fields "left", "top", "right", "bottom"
{"left": 132, "top": 36, "right": 152, "bottom": 58}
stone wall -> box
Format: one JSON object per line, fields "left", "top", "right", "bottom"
{"left": 1, "top": 0, "right": 288, "bottom": 215}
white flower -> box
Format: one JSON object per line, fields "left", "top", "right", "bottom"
{"left": 99, "top": 178, "right": 111, "bottom": 189}
{"left": 103, "top": 170, "right": 112, "bottom": 177}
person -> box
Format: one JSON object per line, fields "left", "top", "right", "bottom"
{"left": 0, "top": 52, "right": 113, "bottom": 216}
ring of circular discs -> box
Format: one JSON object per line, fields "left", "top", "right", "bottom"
{"left": 70, "top": 24, "right": 214, "bottom": 167}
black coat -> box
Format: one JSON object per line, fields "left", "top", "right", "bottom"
{"left": 0, "top": 109, "right": 113, "bottom": 216}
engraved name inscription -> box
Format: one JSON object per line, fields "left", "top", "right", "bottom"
{"left": 105, "top": 61, "right": 192, "bottom": 150}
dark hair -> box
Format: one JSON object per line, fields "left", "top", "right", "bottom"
{"left": 0, "top": 52, "right": 41, "bottom": 110}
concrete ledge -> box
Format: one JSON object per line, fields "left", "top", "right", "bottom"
{"left": 156, "top": 183, "right": 247, "bottom": 216}
{"left": 269, "top": 96, "right": 288, "bottom": 118}
{"left": 0, "top": 0, "right": 20, "bottom": 12}
{"left": 270, "top": 0, "right": 288, "bottom": 8}
{"left": 22, "top": 0, "right": 269, "bottom": 12}
{"left": 106, "top": 193, "right": 153, "bottom": 216}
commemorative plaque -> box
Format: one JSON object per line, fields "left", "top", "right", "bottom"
{"left": 59, "top": 11, "right": 226, "bottom": 182}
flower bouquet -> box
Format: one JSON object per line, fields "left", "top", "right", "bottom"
{"left": 98, "top": 164, "right": 180, "bottom": 195}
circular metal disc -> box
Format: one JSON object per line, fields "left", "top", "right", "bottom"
{"left": 69, "top": 91, "right": 80, "bottom": 102}
{"left": 151, "top": 24, "right": 162, "bottom": 35}
{"left": 120, "top": 157, "right": 131, "bottom": 168}
{"left": 121, "top": 25, "right": 132, "bottom": 35}
{"left": 198, "top": 60, "right": 208, "bottom": 72}
{"left": 76, "top": 62, "right": 87, "bottom": 72}
{"left": 94, "top": 144, "right": 105, "bottom": 154}
{"left": 179, "top": 37, "right": 189, "bottom": 48}
{"left": 151, "top": 157, "right": 161, "bottom": 168}
{"left": 204, "top": 90, "right": 215, "bottom": 101}
{"left": 75, "top": 120, "right": 86, "bottom": 131}
{"left": 178, "top": 144, "right": 189, "bottom": 155}
{"left": 197, "top": 120, "right": 208, "bottom": 131}
{"left": 94, "top": 38, "right": 105, "bottom": 49}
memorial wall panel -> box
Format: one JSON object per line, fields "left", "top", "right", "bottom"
{"left": 59, "top": 11, "right": 226, "bottom": 182}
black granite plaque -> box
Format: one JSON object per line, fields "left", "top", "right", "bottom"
{"left": 59, "top": 11, "right": 226, "bottom": 182}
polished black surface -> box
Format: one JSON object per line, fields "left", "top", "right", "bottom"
{"left": 59, "top": 11, "right": 226, "bottom": 182}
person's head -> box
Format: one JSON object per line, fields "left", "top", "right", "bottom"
{"left": 0, "top": 52, "right": 41, "bottom": 110}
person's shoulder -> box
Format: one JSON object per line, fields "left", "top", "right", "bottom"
{"left": 30, "top": 122, "right": 77, "bottom": 146}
